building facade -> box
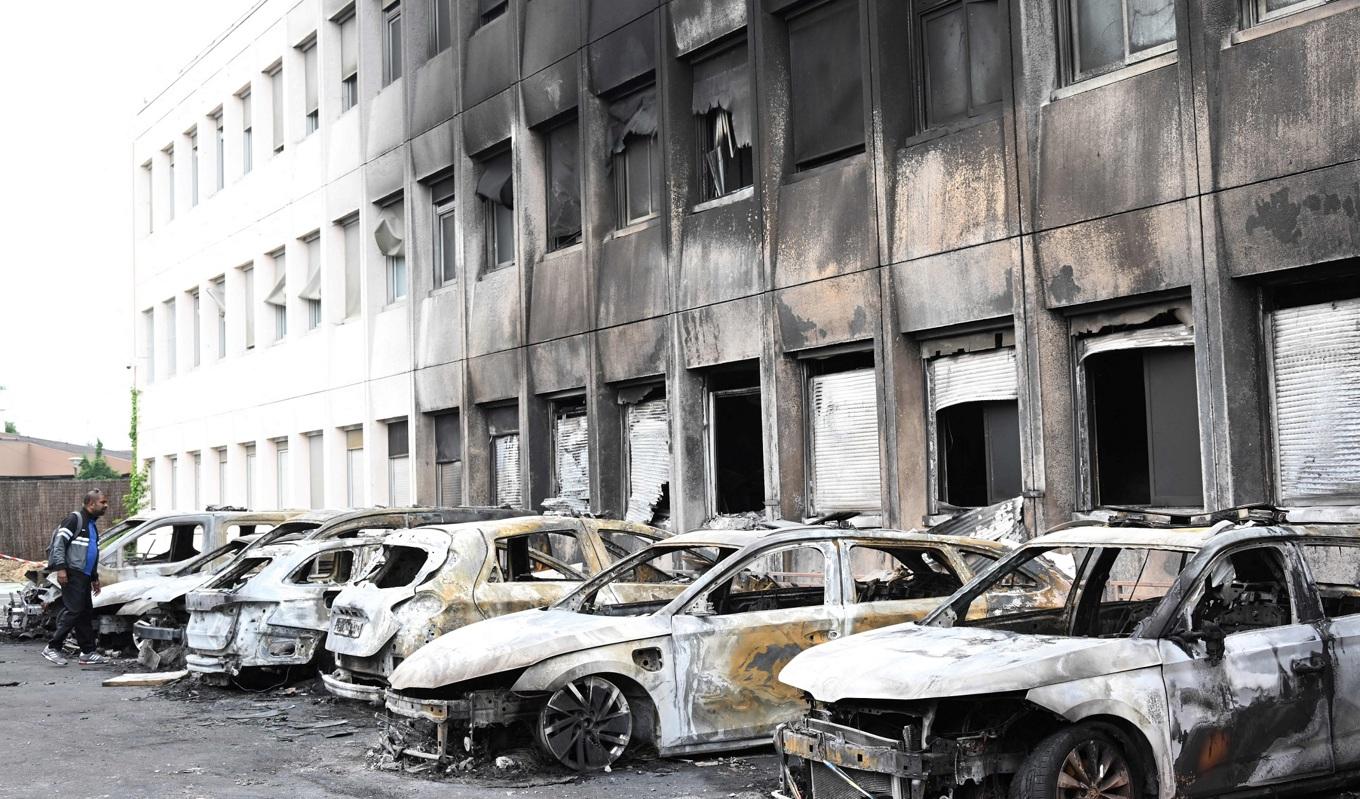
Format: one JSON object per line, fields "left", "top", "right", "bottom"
{"left": 133, "top": 0, "right": 1360, "bottom": 533}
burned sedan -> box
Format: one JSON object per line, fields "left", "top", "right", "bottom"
{"left": 383, "top": 526, "right": 1063, "bottom": 770}
{"left": 323, "top": 516, "right": 667, "bottom": 702}
{"left": 775, "top": 517, "right": 1360, "bottom": 799}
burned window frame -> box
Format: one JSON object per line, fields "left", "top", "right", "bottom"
{"left": 784, "top": 0, "right": 867, "bottom": 171}
{"left": 476, "top": 150, "right": 515, "bottom": 273}
{"left": 433, "top": 410, "right": 462, "bottom": 506}
{"left": 544, "top": 116, "right": 582, "bottom": 251}
{"left": 607, "top": 86, "right": 660, "bottom": 229}
{"left": 486, "top": 403, "right": 521, "bottom": 507}
{"left": 705, "top": 365, "right": 766, "bottom": 517}
{"left": 690, "top": 38, "right": 754, "bottom": 203}
{"left": 913, "top": 0, "right": 1006, "bottom": 131}
{"left": 1058, "top": 0, "right": 1177, "bottom": 84}
{"left": 1242, "top": 0, "right": 1330, "bottom": 26}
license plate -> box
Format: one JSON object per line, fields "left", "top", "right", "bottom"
{"left": 333, "top": 616, "right": 363, "bottom": 638}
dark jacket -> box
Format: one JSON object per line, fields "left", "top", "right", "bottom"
{"left": 48, "top": 510, "right": 100, "bottom": 581}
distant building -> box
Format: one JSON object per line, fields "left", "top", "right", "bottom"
{"left": 133, "top": 0, "right": 1360, "bottom": 532}
{"left": 0, "top": 434, "right": 132, "bottom": 478}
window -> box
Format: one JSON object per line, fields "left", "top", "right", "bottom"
{"left": 216, "top": 447, "right": 228, "bottom": 505}
{"left": 927, "top": 346, "right": 1022, "bottom": 508}
{"left": 213, "top": 112, "right": 225, "bottom": 190}
{"left": 339, "top": 10, "right": 359, "bottom": 111}
{"left": 191, "top": 452, "right": 202, "bottom": 509}
{"left": 302, "top": 39, "right": 319, "bottom": 135}
{"left": 1079, "top": 329, "right": 1202, "bottom": 508}
{"left": 435, "top": 412, "right": 462, "bottom": 506}
{"left": 169, "top": 456, "right": 179, "bottom": 508}
{"left": 341, "top": 215, "right": 361, "bottom": 318}
{"left": 293, "top": 548, "right": 359, "bottom": 584}
{"left": 165, "top": 145, "right": 176, "bottom": 220}
{"left": 848, "top": 544, "right": 963, "bottom": 603}
{"left": 807, "top": 354, "right": 880, "bottom": 514}
{"left": 239, "top": 88, "right": 253, "bottom": 174}
{"left": 245, "top": 443, "right": 257, "bottom": 508}
{"left": 301, "top": 233, "right": 322, "bottom": 329}
{"left": 917, "top": 0, "right": 1005, "bottom": 129}
{"left": 692, "top": 42, "right": 753, "bottom": 200}
{"left": 190, "top": 289, "right": 202, "bottom": 368}
{"left": 141, "top": 161, "right": 154, "bottom": 233}
{"left": 608, "top": 89, "right": 659, "bottom": 227}
{"left": 1063, "top": 0, "right": 1175, "bottom": 83}
{"left": 383, "top": 3, "right": 403, "bottom": 87}
{"left": 241, "top": 264, "right": 256, "bottom": 350}
{"left": 143, "top": 309, "right": 155, "bottom": 383}
{"left": 164, "top": 298, "right": 177, "bottom": 376}
{"left": 487, "top": 405, "right": 520, "bottom": 507}
{"left": 377, "top": 200, "right": 407, "bottom": 303}
{"left": 708, "top": 365, "right": 764, "bottom": 514}
{"left": 1245, "top": 0, "right": 1330, "bottom": 25}
{"left": 433, "top": 178, "right": 457, "bottom": 286}
{"left": 1180, "top": 546, "right": 1294, "bottom": 636}
{"left": 706, "top": 544, "right": 827, "bottom": 615}
{"left": 786, "top": 0, "right": 864, "bottom": 169}
{"left": 479, "top": 0, "right": 507, "bottom": 25}
{"left": 124, "top": 523, "right": 205, "bottom": 565}
{"left": 307, "top": 432, "right": 324, "bottom": 509}
{"left": 430, "top": 0, "right": 452, "bottom": 55}
{"left": 275, "top": 439, "right": 290, "bottom": 506}
{"left": 188, "top": 128, "right": 200, "bottom": 206}
{"left": 208, "top": 276, "right": 227, "bottom": 359}
{"left": 546, "top": 119, "right": 581, "bottom": 250}
{"left": 549, "top": 400, "right": 589, "bottom": 512}
{"left": 387, "top": 419, "right": 409, "bottom": 505}
{"left": 345, "top": 427, "right": 365, "bottom": 506}
{"left": 269, "top": 65, "right": 285, "bottom": 153}
{"left": 265, "top": 249, "right": 287, "bottom": 341}
{"left": 495, "top": 531, "right": 586, "bottom": 582}
{"left": 476, "top": 152, "right": 514, "bottom": 271}
{"left": 621, "top": 387, "right": 670, "bottom": 525}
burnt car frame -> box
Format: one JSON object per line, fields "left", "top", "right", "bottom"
{"left": 775, "top": 519, "right": 1360, "bottom": 799}
{"left": 382, "top": 525, "right": 1064, "bottom": 771}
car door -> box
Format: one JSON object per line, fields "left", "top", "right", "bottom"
{"left": 839, "top": 540, "right": 972, "bottom": 635}
{"left": 669, "top": 540, "right": 841, "bottom": 747}
{"left": 1159, "top": 542, "right": 1333, "bottom": 797}
{"left": 471, "top": 522, "right": 595, "bottom": 617}
{"left": 1296, "top": 540, "right": 1360, "bottom": 770}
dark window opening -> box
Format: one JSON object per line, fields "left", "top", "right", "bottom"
{"left": 435, "top": 411, "right": 462, "bottom": 506}
{"left": 710, "top": 366, "right": 765, "bottom": 514}
{"left": 292, "top": 549, "right": 356, "bottom": 584}
{"left": 708, "top": 545, "right": 826, "bottom": 614}
{"left": 918, "top": 0, "right": 1005, "bottom": 129}
{"left": 1087, "top": 347, "right": 1203, "bottom": 508}
{"left": 698, "top": 108, "right": 754, "bottom": 200}
{"left": 1188, "top": 547, "right": 1293, "bottom": 635}
{"left": 371, "top": 545, "right": 431, "bottom": 588}
{"left": 607, "top": 88, "right": 659, "bottom": 227}
{"left": 124, "top": 523, "right": 203, "bottom": 564}
{"left": 476, "top": 152, "right": 515, "bottom": 271}
{"left": 212, "top": 557, "right": 272, "bottom": 590}
{"left": 849, "top": 544, "right": 964, "bottom": 602}
{"left": 495, "top": 532, "right": 586, "bottom": 582}
{"left": 786, "top": 0, "right": 865, "bottom": 170}
{"left": 479, "top": 0, "right": 507, "bottom": 25}
{"left": 430, "top": 0, "right": 452, "bottom": 55}
{"left": 692, "top": 40, "right": 753, "bottom": 201}
{"left": 937, "top": 401, "right": 1021, "bottom": 508}
{"left": 546, "top": 119, "right": 582, "bottom": 250}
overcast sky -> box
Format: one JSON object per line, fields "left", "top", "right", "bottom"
{"left": 0, "top": 1, "right": 259, "bottom": 451}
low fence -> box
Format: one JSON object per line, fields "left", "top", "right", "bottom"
{"left": 0, "top": 478, "right": 131, "bottom": 560}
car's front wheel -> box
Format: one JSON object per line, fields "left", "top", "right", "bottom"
{"left": 1009, "top": 722, "right": 1138, "bottom": 799}
{"left": 535, "top": 675, "right": 633, "bottom": 771}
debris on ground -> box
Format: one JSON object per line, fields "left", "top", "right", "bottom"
{"left": 0, "top": 555, "right": 43, "bottom": 584}
{"left": 702, "top": 512, "right": 766, "bottom": 531}
{"left": 103, "top": 670, "right": 189, "bottom": 687}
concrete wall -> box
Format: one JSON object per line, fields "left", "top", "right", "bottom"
{"left": 0, "top": 479, "right": 131, "bottom": 560}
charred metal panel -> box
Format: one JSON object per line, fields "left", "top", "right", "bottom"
{"left": 588, "top": 13, "right": 656, "bottom": 96}
{"left": 1035, "top": 200, "right": 1197, "bottom": 310}
{"left": 678, "top": 195, "right": 761, "bottom": 309}
{"left": 464, "top": 14, "right": 516, "bottom": 109}
{"left": 774, "top": 271, "right": 878, "bottom": 353}
{"left": 597, "top": 223, "right": 668, "bottom": 327}
{"left": 670, "top": 0, "right": 746, "bottom": 56}
{"left": 587, "top": 0, "right": 656, "bottom": 42}
{"left": 523, "top": 0, "right": 580, "bottom": 76}
{"left": 528, "top": 335, "right": 588, "bottom": 395}
{"left": 529, "top": 248, "right": 589, "bottom": 342}
{"left": 774, "top": 158, "right": 874, "bottom": 288}
{"left": 468, "top": 350, "right": 521, "bottom": 405}
{"left": 679, "top": 295, "right": 762, "bottom": 369}
{"left": 411, "top": 118, "right": 457, "bottom": 182}
{"left": 1215, "top": 10, "right": 1360, "bottom": 190}
{"left": 893, "top": 239, "right": 1017, "bottom": 333}
{"left": 890, "top": 117, "right": 1015, "bottom": 262}
{"left": 365, "top": 146, "right": 405, "bottom": 204}
{"left": 1216, "top": 164, "right": 1360, "bottom": 278}
{"left": 461, "top": 88, "right": 515, "bottom": 157}
{"left": 1037, "top": 65, "right": 1184, "bottom": 230}
{"left": 410, "top": 47, "right": 457, "bottom": 136}
{"left": 466, "top": 265, "right": 520, "bottom": 356}
{"left": 522, "top": 54, "right": 581, "bottom": 128}
{"left": 598, "top": 317, "right": 669, "bottom": 383}
{"left": 414, "top": 361, "right": 463, "bottom": 415}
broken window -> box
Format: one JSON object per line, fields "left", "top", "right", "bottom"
{"left": 608, "top": 88, "right": 659, "bottom": 227}
{"left": 495, "top": 532, "right": 586, "bottom": 581}
{"left": 434, "top": 411, "right": 462, "bottom": 506}
{"left": 1183, "top": 546, "right": 1294, "bottom": 636}
{"left": 708, "top": 365, "right": 765, "bottom": 514}
{"left": 1064, "top": 0, "right": 1175, "bottom": 82}
{"left": 293, "top": 549, "right": 357, "bottom": 584}
{"left": 545, "top": 118, "right": 581, "bottom": 250}
{"left": 927, "top": 347, "right": 1021, "bottom": 509}
{"left": 573, "top": 543, "right": 729, "bottom": 616}
{"left": 375, "top": 199, "right": 406, "bottom": 303}
{"left": 213, "top": 556, "right": 272, "bottom": 590}
{"left": 708, "top": 544, "right": 827, "bottom": 615}
{"left": 370, "top": 545, "right": 433, "bottom": 588}
{"left": 917, "top": 0, "right": 1005, "bottom": 129}
{"left": 1298, "top": 544, "right": 1360, "bottom": 618}
{"left": 548, "top": 400, "right": 590, "bottom": 513}
{"left": 1269, "top": 295, "right": 1360, "bottom": 504}
{"left": 786, "top": 0, "right": 865, "bottom": 169}
{"left": 1079, "top": 328, "right": 1202, "bottom": 508}
{"left": 849, "top": 544, "right": 964, "bottom": 602}
{"left": 387, "top": 419, "right": 409, "bottom": 505}
{"left": 124, "top": 523, "right": 205, "bottom": 564}
{"left": 692, "top": 40, "right": 753, "bottom": 201}
{"left": 806, "top": 353, "right": 881, "bottom": 515}
{"left": 487, "top": 404, "right": 521, "bottom": 507}
{"left": 476, "top": 151, "right": 514, "bottom": 271}
{"left": 620, "top": 385, "right": 670, "bottom": 525}
{"left": 597, "top": 527, "right": 664, "bottom": 564}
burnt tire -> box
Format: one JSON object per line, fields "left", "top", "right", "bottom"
{"left": 535, "top": 675, "right": 633, "bottom": 772}
{"left": 1009, "top": 723, "right": 1139, "bottom": 799}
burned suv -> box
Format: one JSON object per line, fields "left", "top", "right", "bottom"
{"left": 776, "top": 513, "right": 1360, "bottom": 799}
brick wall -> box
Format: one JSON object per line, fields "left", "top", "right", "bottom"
{"left": 0, "top": 478, "right": 131, "bottom": 560}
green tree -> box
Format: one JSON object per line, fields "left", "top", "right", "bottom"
{"left": 124, "top": 387, "right": 148, "bottom": 517}
{"left": 76, "top": 439, "right": 119, "bottom": 480}
{"left": 3, "top": 421, "right": 15, "bottom": 434}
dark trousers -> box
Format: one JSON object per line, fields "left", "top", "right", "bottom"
{"left": 49, "top": 569, "right": 97, "bottom": 654}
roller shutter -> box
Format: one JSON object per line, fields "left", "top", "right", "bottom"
{"left": 625, "top": 397, "right": 670, "bottom": 523}
{"left": 809, "top": 368, "right": 881, "bottom": 513}
{"left": 552, "top": 410, "right": 590, "bottom": 512}
{"left": 493, "top": 434, "right": 522, "bottom": 507}
{"left": 928, "top": 348, "right": 1018, "bottom": 411}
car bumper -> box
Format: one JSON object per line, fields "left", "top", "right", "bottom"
{"left": 132, "top": 618, "right": 183, "bottom": 642}
{"left": 383, "top": 688, "right": 537, "bottom": 760}
{"left": 186, "top": 652, "right": 240, "bottom": 676}
{"left": 321, "top": 670, "right": 385, "bottom": 703}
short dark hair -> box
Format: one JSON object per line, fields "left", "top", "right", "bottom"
{"left": 83, "top": 489, "right": 106, "bottom": 506}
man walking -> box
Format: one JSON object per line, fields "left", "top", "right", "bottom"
{"left": 42, "top": 489, "right": 114, "bottom": 666}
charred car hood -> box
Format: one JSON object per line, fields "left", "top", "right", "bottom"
{"left": 389, "top": 608, "right": 669, "bottom": 690}
{"left": 92, "top": 577, "right": 167, "bottom": 610}
{"left": 779, "top": 624, "right": 1163, "bottom": 703}
{"left": 116, "top": 574, "right": 214, "bottom": 615}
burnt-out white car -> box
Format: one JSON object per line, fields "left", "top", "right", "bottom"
{"left": 322, "top": 516, "right": 668, "bottom": 702}
{"left": 775, "top": 516, "right": 1360, "bottom": 799}
{"left": 383, "top": 525, "right": 1064, "bottom": 770}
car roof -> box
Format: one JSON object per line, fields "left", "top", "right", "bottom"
{"left": 1025, "top": 520, "right": 1360, "bottom": 550}
{"left": 659, "top": 526, "right": 1012, "bottom": 551}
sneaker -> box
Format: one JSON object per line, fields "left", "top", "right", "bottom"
{"left": 77, "top": 651, "right": 113, "bottom": 666}
{"left": 42, "top": 646, "right": 68, "bottom": 666}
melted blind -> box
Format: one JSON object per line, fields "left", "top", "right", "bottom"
{"left": 388, "top": 455, "right": 410, "bottom": 505}
{"left": 929, "top": 348, "right": 1018, "bottom": 412}
{"left": 437, "top": 460, "right": 463, "bottom": 506}
{"left": 809, "top": 369, "right": 881, "bottom": 513}
{"left": 625, "top": 397, "right": 670, "bottom": 523}
{"left": 493, "top": 434, "right": 522, "bottom": 507}
{"left": 552, "top": 411, "right": 590, "bottom": 512}
{"left": 1272, "top": 298, "right": 1360, "bottom": 502}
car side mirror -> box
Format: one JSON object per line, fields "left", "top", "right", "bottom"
{"left": 689, "top": 598, "right": 716, "bottom": 618}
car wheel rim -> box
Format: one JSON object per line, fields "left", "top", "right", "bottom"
{"left": 1057, "top": 738, "right": 1133, "bottom": 799}
{"left": 538, "top": 675, "right": 632, "bottom": 771}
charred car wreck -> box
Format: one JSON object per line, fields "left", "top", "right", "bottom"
{"left": 775, "top": 517, "right": 1360, "bottom": 799}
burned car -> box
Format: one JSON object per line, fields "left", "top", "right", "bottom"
{"left": 383, "top": 525, "right": 1063, "bottom": 770}
{"left": 775, "top": 515, "right": 1360, "bottom": 799}
{"left": 322, "top": 516, "right": 669, "bottom": 701}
